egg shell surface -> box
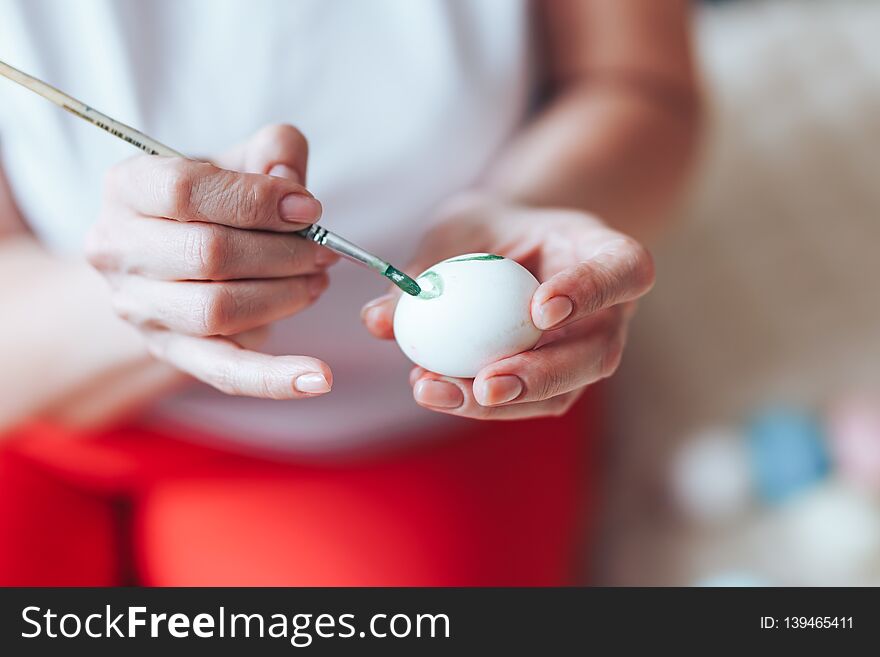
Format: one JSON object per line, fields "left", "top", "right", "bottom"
{"left": 393, "top": 253, "right": 542, "bottom": 378}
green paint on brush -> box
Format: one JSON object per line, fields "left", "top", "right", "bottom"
{"left": 416, "top": 271, "right": 443, "bottom": 300}
{"left": 383, "top": 265, "right": 421, "bottom": 296}
{"left": 446, "top": 253, "right": 504, "bottom": 263}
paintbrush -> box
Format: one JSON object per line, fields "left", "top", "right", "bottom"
{"left": 0, "top": 58, "right": 421, "bottom": 296}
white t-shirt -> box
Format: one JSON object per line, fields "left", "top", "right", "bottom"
{"left": 0, "top": 0, "right": 533, "bottom": 451}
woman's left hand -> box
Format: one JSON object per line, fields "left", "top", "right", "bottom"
{"left": 361, "top": 194, "right": 655, "bottom": 420}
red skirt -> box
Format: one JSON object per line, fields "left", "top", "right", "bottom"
{"left": 0, "top": 391, "right": 602, "bottom": 586}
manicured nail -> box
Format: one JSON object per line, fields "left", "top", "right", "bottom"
{"left": 535, "top": 296, "right": 574, "bottom": 329}
{"left": 479, "top": 375, "right": 523, "bottom": 406}
{"left": 279, "top": 193, "right": 322, "bottom": 222}
{"left": 295, "top": 373, "right": 331, "bottom": 394}
{"left": 414, "top": 379, "right": 463, "bottom": 409}
{"left": 268, "top": 163, "right": 302, "bottom": 184}
{"left": 360, "top": 294, "right": 394, "bottom": 322}
{"left": 308, "top": 275, "right": 328, "bottom": 298}
{"left": 409, "top": 368, "right": 426, "bottom": 386}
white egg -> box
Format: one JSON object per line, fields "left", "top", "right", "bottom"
{"left": 393, "top": 253, "right": 542, "bottom": 378}
{"left": 670, "top": 427, "right": 753, "bottom": 523}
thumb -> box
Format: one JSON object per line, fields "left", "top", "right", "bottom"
{"left": 360, "top": 291, "right": 399, "bottom": 341}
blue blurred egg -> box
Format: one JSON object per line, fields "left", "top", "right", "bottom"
{"left": 747, "top": 407, "right": 830, "bottom": 504}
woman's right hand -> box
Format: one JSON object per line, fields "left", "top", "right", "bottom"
{"left": 85, "top": 124, "right": 337, "bottom": 399}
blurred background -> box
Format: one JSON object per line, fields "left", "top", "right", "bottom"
{"left": 596, "top": 0, "right": 880, "bottom": 586}
{"left": 2, "top": 0, "right": 877, "bottom": 588}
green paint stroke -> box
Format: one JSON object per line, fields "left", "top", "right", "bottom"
{"left": 446, "top": 253, "right": 504, "bottom": 263}
{"left": 384, "top": 265, "right": 421, "bottom": 297}
{"left": 416, "top": 270, "right": 443, "bottom": 300}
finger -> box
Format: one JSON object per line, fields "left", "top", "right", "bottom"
{"left": 411, "top": 371, "right": 583, "bottom": 420}
{"left": 88, "top": 212, "right": 338, "bottom": 280}
{"left": 360, "top": 293, "right": 398, "bottom": 340}
{"left": 472, "top": 320, "right": 626, "bottom": 407}
{"left": 214, "top": 124, "right": 310, "bottom": 183}
{"left": 145, "top": 330, "right": 332, "bottom": 399}
{"left": 111, "top": 273, "right": 328, "bottom": 336}
{"left": 106, "top": 155, "right": 321, "bottom": 230}
{"left": 531, "top": 236, "right": 654, "bottom": 330}
{"left": 409, "top": 366, "right": 427, "bottom": 386}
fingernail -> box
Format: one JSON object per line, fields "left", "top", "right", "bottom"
{"left": 414, "top": 379, "right": 463, "bottom": 409}
{"left": 360, "top": 294, "right": 394, "bottom": 321}
{"left": 279, "top": 193, "right": 322, "bottom": 222}
{"left": 363, "top": 307, "right": 385, "bottom": 330}
{"left": 535, "top": 296, "right": 573, "bottom": 329}
{"left": 308, "top": 275, "right": 328, "bottom": 298}
{"left": 295, "top": 373, "right": 331, "bottom": 394}
{"left": 479, "top": 375, "right": 523, "bottom": 406}
{"left": 268, "top": 163, "right": 302, "bottom": 184}
{"left": 409, "top": 368, "right": 425, "bottom": 386}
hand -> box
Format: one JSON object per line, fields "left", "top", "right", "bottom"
{"left": 361, "top": 194, "right": 655, "bottom": 419}
{"left": 86, "top": 124, "right": 338, "bottom": 399}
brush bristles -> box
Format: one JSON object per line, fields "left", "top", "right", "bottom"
{"left": 384, "top": 266, "right": 421, "bottom": 296}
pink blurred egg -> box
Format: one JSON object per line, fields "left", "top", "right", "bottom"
{"left": 827, "top": 395, "right": 880, "bottom": 492}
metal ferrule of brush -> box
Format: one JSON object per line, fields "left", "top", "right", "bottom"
{"left": 299, "top": 225, "right": 388, "bottom": 273}
{"left": 298, "top": 224, "right": 329, "bottom": 246}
